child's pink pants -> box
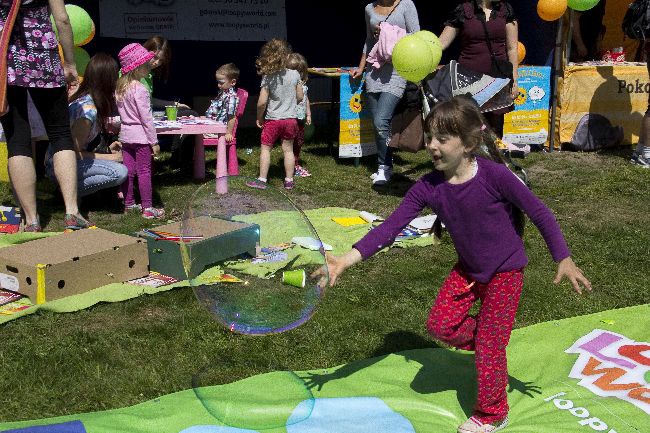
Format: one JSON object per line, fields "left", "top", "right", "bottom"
{"left": 427, "top": 264, "right": 524, "bottom": 423}
{"left": 120, "top": 142, "right": 153, "bottom": 209}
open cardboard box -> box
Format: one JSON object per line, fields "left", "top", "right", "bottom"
{"left": 0, "top": 228, "right": 149, "bottom": 304}
{"left": 137, "top": 216, "right": 260, "bottom": 280}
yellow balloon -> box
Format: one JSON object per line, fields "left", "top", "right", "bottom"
{"left": 537, "top": 0, "right": 567, "bottom": 21}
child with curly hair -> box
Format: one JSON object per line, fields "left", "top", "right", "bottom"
{"left": 287, "top": 52, "right": 312, "bottom": 178}
{"left": 247, "top": 39, "right": 303, "bottom": 190}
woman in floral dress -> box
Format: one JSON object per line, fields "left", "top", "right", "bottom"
{"left": 0, "top": 0, "right": 91, "bottom": 231}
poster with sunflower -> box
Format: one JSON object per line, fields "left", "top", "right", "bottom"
{"left": 503, "top": 66, "right": 552, "bottom": 147}
{"left": 339, "top": 72, "right": 376, "bottom": 158}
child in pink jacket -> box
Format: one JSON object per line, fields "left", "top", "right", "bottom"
{"left": 116, "top": 43, "right": 164, "bottom": 219}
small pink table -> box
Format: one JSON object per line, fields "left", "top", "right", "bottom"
{"left": 155, "top": 118, "right": 228, "bottom": 192}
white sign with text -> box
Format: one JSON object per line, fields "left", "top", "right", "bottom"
{"left": 99, "top": 0, "right": 286, "bottom": 41}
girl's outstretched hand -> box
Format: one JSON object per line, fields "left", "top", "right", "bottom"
{"left": 554, "top": 257, "right": 592, "bottom": 295}
{"left": 311, "top": 249, "right": 363, "bottom": 288}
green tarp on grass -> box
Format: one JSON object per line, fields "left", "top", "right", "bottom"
{"left": 1, "top": 304, "right": 647, "bottom": 433}
{"left": 0, "top": 208, "right": 433, "bottom": 325}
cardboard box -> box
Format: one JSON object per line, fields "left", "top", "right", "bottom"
{"left": 0, "top": 228, "right": 149, "bottom": 304}
{"left": 137, "top": 216, "right": 260, "bottom": 280}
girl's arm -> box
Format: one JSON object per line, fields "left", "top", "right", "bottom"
{"left": 256, "top": 86, "right": 269, "bottom": 128}
{"left": 70, "top": 118, "right": 121, "bottom": 161}
{"left": 505, "top": 20, "right": 519, "bottom": 99}
{"left": 317, "top": 179, "right": 431, "bottom": 287}
{"left": 404, "top": 0, "right": 420, "bottom": 33}
{"left": 496, "top": 167, "right": 591, "bottom": 294}
{"left": 305, "top": 94, "right": 312, "bottom": 126}
{"left": 439, "top": 26, "right": 459, "bottom": 50}
{"left": 351, "top": 8, "right": 373, "bottom": 79}
{"left": 49, "top": 0, "right": 78, "bottom": 88}
{"left": 134, "top": 85, "right": 158, "bottom": 145}
{"left": 296, "top": 83, "right": 304, "bottom": 104}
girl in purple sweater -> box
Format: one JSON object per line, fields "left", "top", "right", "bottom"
{"left": 116, "top": 43, "right": 164, "bottom": 219}
{"left": 317, "top": 96, "right": 591, "bottom": 433}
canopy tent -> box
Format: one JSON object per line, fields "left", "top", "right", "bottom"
{"left": 549, "top": 0, "right": 644, "bottom": 149}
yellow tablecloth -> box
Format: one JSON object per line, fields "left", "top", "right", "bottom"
{"left": 559, "top": 63, "right": 648, "bottom": 145}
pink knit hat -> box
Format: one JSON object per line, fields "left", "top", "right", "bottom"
{"left": 118, "top": 43, "right": 155, "bottom": 75}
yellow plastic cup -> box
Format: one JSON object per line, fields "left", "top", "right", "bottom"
{"left": 165, "top": 105, "right": 178, "bottom": 121}
{"left": 282, "top": 269, "right": 306, "bottom": 288}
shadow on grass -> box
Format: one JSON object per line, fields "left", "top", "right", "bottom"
{"left": 299, "top": 330, "right": 541, "bottom": 418}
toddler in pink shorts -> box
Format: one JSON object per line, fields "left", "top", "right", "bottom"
{"left": 247, "top": 39, "right": 304, "bottom": 191}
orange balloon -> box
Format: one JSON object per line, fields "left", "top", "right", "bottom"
{"left": 537, "top": 0, "right": 567, "bottom": 21}
{"left": 518, "top": 42, "right": 526, "bottom": 64}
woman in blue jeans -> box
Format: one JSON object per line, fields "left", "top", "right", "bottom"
{"left": 46, "top": 53, "right": 127, "bottom": 198}
{"left": 351, "top": 0, "right": 420, "bottom": 186}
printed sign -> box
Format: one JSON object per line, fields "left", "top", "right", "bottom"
{"left": 503, "top": 66, "right": 551, "bottom": 146}
{"left": 339, "top": 73, "right": 376, "bottom": 158}
{"left": 566, "top": 329, "right": 649, "bottom": 414}
{"left": 99, "top": 0, "right": 286, "bottom": 41}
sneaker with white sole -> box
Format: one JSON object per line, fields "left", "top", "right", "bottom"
{"left": 124, "top": 203, "right": 143, "bottom": 213}
{"left": 372, "top": 165, "right": 392, "bottom": 186}
{"left": 458, "top": 416, "right": 509, "bottom": 433}
{"left": 142, "top": 207, "right": 165, "bottom": 219}
{"left": 631, "top": 153, "right": 650, "bottom": 168}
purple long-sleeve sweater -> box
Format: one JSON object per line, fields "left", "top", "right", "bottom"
{"left": 354, "top": 157, "right": 570, "bottom": 283}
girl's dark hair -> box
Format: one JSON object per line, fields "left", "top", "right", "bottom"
{"left": 69, "top": 52, "right": 118, "bottom": 133}
{"left": 143, "top": 35, "right": 171, "bottom": 82}
{"left": 425, "top": 95, "right": 526, "bottom": 237}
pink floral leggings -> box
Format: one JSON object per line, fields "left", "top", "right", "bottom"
{"left": 427, "top": 264, "right": 524, "bottom": 423}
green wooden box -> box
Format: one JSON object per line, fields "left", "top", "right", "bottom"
{"left": 137, "top": 216, "right": 260, "bottom": 280}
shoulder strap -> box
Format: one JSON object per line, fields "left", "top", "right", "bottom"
{"left": 478, "top": 12, "right": 498, "bottom": 61}
{"left": 382, "top": 0, "right": 402, "bottom": 23}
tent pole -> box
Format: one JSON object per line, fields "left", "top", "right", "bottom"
{"left": 549, "top": 15, "right": 565, "bottom": 152}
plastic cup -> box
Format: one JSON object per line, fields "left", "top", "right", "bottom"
{"left": 165, "top": 105, "right": 178, "bottom": 121}
{"left": 282, "top": 269, "right": 306, "bottom": 288}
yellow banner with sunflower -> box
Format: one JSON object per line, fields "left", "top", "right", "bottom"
{"left": 339, "top": 72, "right": 376, "bottom": 158}
{"left": 503, "top": 66, "right": 552, "bottom": 147}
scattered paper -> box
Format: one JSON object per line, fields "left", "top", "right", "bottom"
{"left": 201, "top": 273, "right": 244, "bottom": 284}
{"left": 332, "top": 216, "right": 367, "bottom": 227}
{"left": 128, "top": 272, "right": 178, "bottom": 288}
{"left": 292, "top": 236, "right": 333, "bottom": 251}
{"left": 408, "top": 214, "right": 437, "bottom": 232}
{"left": 251, "top": 251, "right": 288, "bottom": 264}
{"left": 359, "top": 211, "right": 383, "bottom": 223}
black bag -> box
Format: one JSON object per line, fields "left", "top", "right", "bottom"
{"left": 490, "top": 58, "right": 514, "bottom": 80}
{"left": 623, "top": 0, "right": 650, "bottom": 40}
{"left": 570, "top": 114, "right": 623, "bottom": 151}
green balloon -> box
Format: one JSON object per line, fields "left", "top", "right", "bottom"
{"left": 74, "top": 46, "right": 91, "bottom": 76}
{"left": 645, "top": 370, "right": 650, "bottom": 384}
{"left": 51, "top": 5, "right": 95, "bottom": 46}
{"left": 567, "top": 0, "right": 600, "bottom": 12}
{"left": 414, "top": 30, "right": 443, "bottom": 72}
{"left": 392, "top": 34, "right": 434, "bottom": 83}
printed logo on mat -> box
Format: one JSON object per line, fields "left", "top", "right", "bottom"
{"left": 566, "top": 329, "right": 650, "bottom": 414}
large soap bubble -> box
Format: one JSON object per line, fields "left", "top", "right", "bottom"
{"left": 180, "top": 176, "right": 328, "bottom": 335}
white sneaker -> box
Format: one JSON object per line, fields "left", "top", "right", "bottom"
{"left": 631, "top": 152, "right": 650, "bottom": 168}
{"left": 458, "top": 416, "right": 509, "bottom": 433}
{"left": 372, "top": 165, "right": 392, "bottom": 186}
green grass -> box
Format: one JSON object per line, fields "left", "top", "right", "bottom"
{"left": 0, "top": 134, "right": 649, "bottom": 422}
